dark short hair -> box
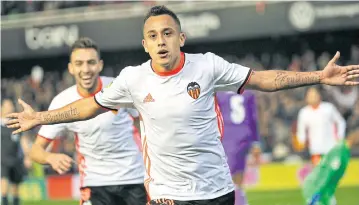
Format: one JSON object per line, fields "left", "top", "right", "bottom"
{"left": 144, "top": 5, "right": 181, "bottom": 31}
{"left": 70, "top": 37, "right": 101, "bottom": 60}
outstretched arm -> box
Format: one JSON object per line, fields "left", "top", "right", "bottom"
{"left": 246, "top": 70, "right": 323, "bottom": 92}
{"left": 7, "top": 68, "right": 134, "bottom": 134}
{"left": 6, "top": 97, "right": 106, "bottom": 134}
{"left": 37, "top": 97, "right": 104, "bottom": 124}
{"left": 246, "top": 52, "right": 359, "bottom": 92}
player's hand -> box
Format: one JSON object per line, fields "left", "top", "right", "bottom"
{"left": 321, "top": 51, "right": 359, "bottom": 86}
{"left": 5, "top": 99, "right": 40, "bottom": 134}
{"left": 46, "top": 153, "right": 74, "bottom": 175}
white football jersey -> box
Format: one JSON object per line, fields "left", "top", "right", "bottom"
{"left": 38, "top": 76, "right": 144, "bottom": 187}
{"left": 95, "top": 52, "right": 252, "bottom": 200}
{"left": 297, "top": 102, "right": 346, "bottom": 155}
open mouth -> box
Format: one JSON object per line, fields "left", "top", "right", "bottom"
{"left": 81, "top": 76, "right": 93, "bottom": 84}
{"left": 158, "top": 50, "right": 169, "bottom": 58}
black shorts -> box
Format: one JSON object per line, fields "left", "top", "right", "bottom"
{"left": 147, "top": 191, "right": 235, "bottom": 205}
{"left": 80, "top": 184, "right": 147, "bottom": 205}
{"left": 0, "top": 162, "right": 26, "bottom": 184}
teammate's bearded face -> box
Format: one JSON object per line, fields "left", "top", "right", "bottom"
{"left": 68, "top": 48, "right": 103, "bottom": 92}
{"left": 142, "top": 14, "right": 186, "bottom": 70}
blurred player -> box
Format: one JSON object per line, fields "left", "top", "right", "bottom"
{"left": 297, "top": 87, "right": 346, "bottom": 166}
{"left": 1, "top": 99, "right": 32, "bottom": 205}
{"left": 6, "top": 5, "right": 359, "bottom": 205}
{"left": 302, "top": 128, "right": 359, "bottom": 205}
{"left": 29, "top": 37, "right": 146, "bottom": 205}
{"left": 217, "top": 91, "right": 261, "bottom": 205}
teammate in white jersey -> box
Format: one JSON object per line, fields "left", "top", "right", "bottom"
{"left": 297, "top": 87, "right": 346, "bottom": 166}
{"left": 6, "top": 5, "right": 359, "bottom": 205}
{"left": 28, "top": 38, "right": 146, "bottom": 205}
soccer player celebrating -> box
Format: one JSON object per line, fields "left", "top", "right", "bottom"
{"left": 297, "top": 87, "right": 346, "bottom": 166}
{"left": 5, "top": 5, "right": 359, "bottom": 205}
{"left": 216, "top": 91, "right": 261, "bottom": 205}
{"left": 302, "top": 128, "right": 359, "bottom": 205}
{"left": 28, "top": 37, "right": 146, "bottom": 205}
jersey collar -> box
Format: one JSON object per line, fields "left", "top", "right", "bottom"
{"left": 151, "top": 52, "right": 185, "bottom": 77}
{"left": 311, "top": 103, "right": 321, "bottom": 110}
{"left": 77, "top": 77, "right": 103, "bottom": 98}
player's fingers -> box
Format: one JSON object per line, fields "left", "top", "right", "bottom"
{"left": 6, "top": 113, "right": 19, "bottom": 119}
{"left": 65, "top": 156, "right": 75, "bottom": 164}
{"left": 345, "top": 81, "right": 359, "bottom": 86}
{"left": 59, "top": 154, "right": 73, "bottom": 164}
{"left": 56, "top": 168, "right": 64, "bottom": 175}
{"left": 61, "top": 164, "right": 71, "bottom": 172}
{"left": 12, "top": 128, "right": 23, "bottom": 135}
{"left": 5, "top": 119, "right": 19, "bottom": 125}
{"left": 345, "top": 65, "right": 359, "bottom": 71}
{"left": 347, "top": 74, "right": 359, "bottom": 79}
{"left": 347, "top": 69, "right": 359, "bottom": 75}
{"left": 51, "top": 164, "right": 61, "bottom": 173}
{"left": 18, "top": 98, "right": 31, "bottom": 109}
{"left": 62, "top": 154, "right": 72, "bottom": 160}
{"left": 57, "top": 164, "right": 69, "bottom": 174}
{"left": 7, "top": 123, "right": 20, "bottom": 129}
{"left": 60, "top": 159, "right": 72, "bottom": 169}
{"left": 7, "top": 123, "right": 20, "bottom": 128}
{"left": 60, "top": 157, "right": 73, "bottom": 167}
{"left": 329, "top": 51, "right": 340, "bottom": 64}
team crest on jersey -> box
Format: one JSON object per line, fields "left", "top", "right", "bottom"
{"left": 187, "top": 82, "right": 201, "bottom": 99}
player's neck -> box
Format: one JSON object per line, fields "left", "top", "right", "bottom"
{"left": 152, "top": 52, "right": 185, "bottom": 76}
{"left": 311, "top": 102, "right": 321, "bottom": 109}
{"left": 77, "top": 77, "right": 102, "bottom": 98}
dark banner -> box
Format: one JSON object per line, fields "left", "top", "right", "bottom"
{"left": 2, "top": 1, "right": 359, "bottom": 60}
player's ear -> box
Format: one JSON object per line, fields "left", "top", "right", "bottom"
{"left": 179, "top": 32, "right": 186, "bottom": 47}
{"left": 142, "top": 39, "right": 149, "bottom": 53}
{"left": 68, "top": 62, "right": 74, "bottom": 75}
{"left": 98, "top": 59, "right": 104, "bottom": 72}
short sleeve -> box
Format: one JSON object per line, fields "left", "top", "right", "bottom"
{"left": 94, "top": 68, "right": 134, "bottom": 110}
{"left": 37, "top": 98, "right": 67, "bottom": 140}
{"left": 205, "top": 52, "right": 252, "bottom": 93}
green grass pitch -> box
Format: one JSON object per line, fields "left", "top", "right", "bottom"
{"left": 24, "top": 186, "right": 358, "bottom": 205}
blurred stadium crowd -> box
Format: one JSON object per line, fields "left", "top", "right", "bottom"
{"left": 1, "top": 1, "right": 359, "bottom": 176}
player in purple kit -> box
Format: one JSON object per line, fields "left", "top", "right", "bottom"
{"left": 216, "top": 91, "right": 261, "bottom": 205}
